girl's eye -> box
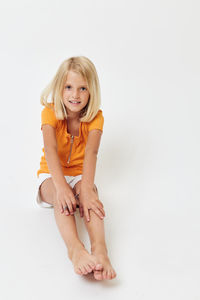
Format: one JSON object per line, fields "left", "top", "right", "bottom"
{"left": 65, "top": 85, "right": 87, "bottom": 91}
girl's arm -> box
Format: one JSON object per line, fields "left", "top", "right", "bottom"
{"left": 81, "top": 129, "right": 102, "bottom": 188}
{"left": 79, "top": 129, "right": 105, "bottom": 221}
{"left": 42, "top": 124, "right": 67, "bottom": 189}
{"left": 42, "top": 124, "right": 77, "bottom": 214}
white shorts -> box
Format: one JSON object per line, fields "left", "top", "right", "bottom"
{"left": 36, "top": 173, "right": 82, "bottom": 209}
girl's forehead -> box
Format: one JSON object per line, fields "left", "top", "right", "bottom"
{"left": 65, "top": 77, "right": 88, "bottom": 87}
{"left": 65, "top": 71, "right": 88, "bottom": 85}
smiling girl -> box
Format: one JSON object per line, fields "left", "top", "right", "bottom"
{"left": 36, "top": 56, "right": 116, "bottom": 280}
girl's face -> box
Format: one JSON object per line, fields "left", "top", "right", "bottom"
{"left": 62, "top": 70, "right": 90, "bottom": 117}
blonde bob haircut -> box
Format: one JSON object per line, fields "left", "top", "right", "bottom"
{"left": 40, "top": 56, "right": 101, "bottom": 123}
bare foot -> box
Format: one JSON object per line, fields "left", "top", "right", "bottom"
{"left": 92, "top": 246, "right": 117, "bottom": 280}
{"left": 70, "top": 244, "right": 103, "bottom": 276}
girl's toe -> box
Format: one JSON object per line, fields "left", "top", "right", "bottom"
{"left": 75, "top": 267, "right": 82, "bottom": 275}
{"left": 108, "top": 270, "right": 112, "bottom": 279}
{"left": 106, "top": 270, "right": 110, "bottom": 279}
{"left": 93, "top": 270, "right": 103, "bottom": 280}
{"left": 86, "top": 264, "right": 93, "bottom": 273}
{"left": 95, "top": 263, "right": 103, "bottom": 271}
{"left": 103, "top": 270, "right": 107, "bottom": 279}
{"left": 84, "top": 266, "right": 89, "bottom": 274}
{"left": 111, "top": 270, "right": 116, "bottom": 278}
{"left": 81, "top": 266, "right": 87, "bottom": 274}
{"left": 89, "top": 262, "right": 96, "bottom": 270}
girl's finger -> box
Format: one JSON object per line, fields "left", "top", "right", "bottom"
{"left": 66, "top": 202, "right": 74, "bottom": 215}
{"left": 96, "top": 200, "right": 104, "bottom": 208}
{"left": 72, "top": 200, "right": 77, "bottom": 212}
{"left": 59, "top": 201, "right": 66, "bottom": 214}
{"left": 63, "top": 203, "right": 69, "bottom": 215}
{"left": 79, "top": 205, "right": 84, "bottom": 217}
{"left": 84, "top": 208, "right": 90, "bottom": 222}
{"left": 93, "top": 207, "right": 104, "bottom": 220}
{"left": 94, "top": 202, "right": 105, "bottom": 215}
{"left": 99, "top": 206, "right": 105, "bottom": 216}
{"left": 60, "top": 204, "right": 64, "bottom": 214}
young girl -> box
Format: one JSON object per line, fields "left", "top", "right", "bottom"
{"left": 36, "top": 56, "right": 116, "bottom": 281}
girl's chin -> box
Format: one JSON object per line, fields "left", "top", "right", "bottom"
{"left": 66, "top": 107, "right": 82, "bottom": 116}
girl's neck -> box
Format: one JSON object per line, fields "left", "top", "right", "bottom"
{"left": 66, "top": 111, "right": 80, "bottom": 122}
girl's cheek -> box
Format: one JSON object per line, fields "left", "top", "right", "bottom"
{"left": 63, "top": 93, "right": 69, "bottom": 99}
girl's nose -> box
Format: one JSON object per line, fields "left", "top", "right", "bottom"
{"left": 72, "top": 89, "right": 80, "bottom": 99}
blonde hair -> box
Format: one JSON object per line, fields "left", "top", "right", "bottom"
{"left": 40, "top": 56, "right": 101, "bottom": 122}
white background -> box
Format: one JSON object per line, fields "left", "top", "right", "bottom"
{"left": 0, "top": 0, "right": 199, "bottom": 299}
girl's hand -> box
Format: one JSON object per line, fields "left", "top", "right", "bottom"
{"left": 73, "top": 184, "right": 84, "bottom": 218}
{"left": 79, "top": 187, "right": 105, "bottom": 222}
{"left": 55, "top": 184, "right": 77, "bottom": 216}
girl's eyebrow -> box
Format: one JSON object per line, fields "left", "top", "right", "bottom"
{"left": 65, "top": 82, "right": 87, "bottom": 87}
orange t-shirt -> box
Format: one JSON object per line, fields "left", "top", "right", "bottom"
{"left": 37, "top": 104, "right": 104, "bottom": 177}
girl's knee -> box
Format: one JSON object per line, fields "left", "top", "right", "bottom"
{"left": 73, "top": 180, "right": 98, "bottom": 196}
{"left": 40, "top": 178, "right": 57, "bottom": 206}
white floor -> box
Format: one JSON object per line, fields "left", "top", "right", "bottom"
{"left": 1, "top": 171, "right": 199, "bottom": 300}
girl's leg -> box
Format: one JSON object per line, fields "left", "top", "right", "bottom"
{"left": 39, "top": 178, "right": 102, "bottom": 275}
{"left": 73, "top": 182, "right": 117, "bottom": 280}
{"left": 84, "top": 210, "right": 117, "bottom": 280}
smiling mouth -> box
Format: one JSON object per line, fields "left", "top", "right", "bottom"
{"left": 69, "top": 101, "right": 81, "bottom": 104}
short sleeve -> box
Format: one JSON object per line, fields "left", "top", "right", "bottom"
{"left": 41, "top": 106, "right": 57, "bottom": 130}
{"left": 88, "top": 110, "right": 104, "bottom": 132}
